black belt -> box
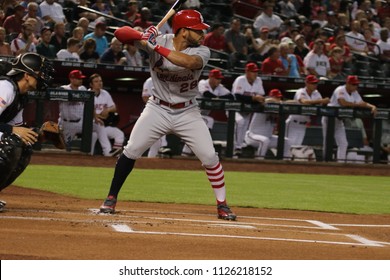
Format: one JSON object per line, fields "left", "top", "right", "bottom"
{"left": 153, "top": 96, "right": 193, "bottom": 109}
{"left": 293, "top": 120, "right": 307, "bottom": 125}
{"left": 63, "top": 119, "right": 81, "bottom": 123}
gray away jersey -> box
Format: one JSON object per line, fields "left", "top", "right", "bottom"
{"left": 136, "top": 34, "right": 210, "bottom": 104}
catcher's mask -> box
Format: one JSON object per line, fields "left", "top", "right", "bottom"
{"left": 7, "top": 53, "right": 55, "bottom": 90}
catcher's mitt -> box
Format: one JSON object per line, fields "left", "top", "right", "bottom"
{"left": 39, "top": 121, "right": 66, "bottom": 149}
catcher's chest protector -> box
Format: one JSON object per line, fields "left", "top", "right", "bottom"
{"left": 0, "top": 77, "right": 24, "bottom": 124}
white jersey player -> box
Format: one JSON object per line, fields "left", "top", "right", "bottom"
{"left": 182, "top": 68, "right": 233, "bottom": 156}
{"left": 142, "top": 77, "right": 168, "bottom": 157}
{"left": 231, "top": 62, "right": 265, "bottom": 156}
{"left": 321, "top": 75, "right": 376, "bottom": 162}
{"left": 245, "top": 89, "right": 291, "bottom": 159}
{"left": 100, "top": 10, "right": 236, "bottom": 220}
{"left": 58, "top": 70, "right": 87, "bottom": 151}
{"left": 286, "top": 75, "right": 329, "bottom": 146}
{"left": 89, "top": 73, "right": 125, "bottom": 157}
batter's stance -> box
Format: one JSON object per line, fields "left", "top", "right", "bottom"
{"left": 100, "top": 10, "right": 236, "bottom": 220}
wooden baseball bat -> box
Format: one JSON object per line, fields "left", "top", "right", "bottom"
{"left": 156, "top": 0, "right": 186, "bottom": 30}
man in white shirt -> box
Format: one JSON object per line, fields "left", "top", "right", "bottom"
{"left": 40, "top": 0, "right": 67, "bottom": 26}
{"left": 253, "top": 4, "right": 283, "bottom": 38}
{"left": 321, "top": 75, "right": 376, "bottom": 162}
{"left": 56, "top": 38, "right": 81, "bottom": 62}
{"left": 10, "top": 22, "right": 36, "bottom": 56}
{"left": 374, "top": 27, "right": 390, "bottom": 62}
{"left": 345, "top": 20, "right": 369, "bottom": 55}
{"left": 303, "top": 39, "right": 330, "bottom": 78}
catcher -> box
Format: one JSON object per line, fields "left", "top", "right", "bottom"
{"left": 0, "top": 53, "right": 55, "bottom": 212}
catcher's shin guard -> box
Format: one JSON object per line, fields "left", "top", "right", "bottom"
{"left": 0, "top": 134, "right": 30, "bottom": 191}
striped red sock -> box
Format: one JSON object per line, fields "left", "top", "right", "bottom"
{"left": 205, "top": 162, "right": 226, "bottom": 203}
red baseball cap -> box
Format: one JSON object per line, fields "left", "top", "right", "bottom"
{"left": 209, "top": 69, "right": 224, "bottom": 79}
{"left": 245, "top": 62, "right": 260, "bottom": 72}
{"left": 347, "top": 75, "right": 360, "bottom": 85}
{"left": 260, "top": 26, "right": 269, "bottom": 33}
{"left": 69, "top": 70, "right": 86, "bottom": 79}
{"left": 305, "top": 75, "right": 319, "bottom": 84}
{"left": 268, "top": 89, "right": 283, "bottom": 98}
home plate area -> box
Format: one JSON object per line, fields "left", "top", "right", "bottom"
{"left": 91, "top": 208, "right": 388, "bottom": 248}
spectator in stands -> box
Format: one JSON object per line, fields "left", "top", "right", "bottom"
{"left": 374, "top": 27, "right": 390, "bottom": 62}
{"left": 251, "top": 26, "right": 273, "bottom": 61}
{"left": 363, "top": 27, "right": 378, "bottom": 55}
{"left": 279, "top": 42, "right": 300, "bottom": 77}
{"left": 324, "top": 11, "right": 338, "bottom": 30}
{"left": 346, "top": 20, "right": 369, "bottom": 55}
{"left": 72, "top": 27, "right": 85, "bottom": 42}
{"left": 91, "top": 0, "right": 113, "bottom": 17}
{"left": 336, "top": 13, "right": 350, "bottom": 30}
{"left": 10, "top": 22, "right": 37, "bottom": 56}
{"left": 50, "top": 22, "right": 67, "bottom": 53}
{"left": 224, "top": 18, "right": 248, "bottom": 69}
{"left": 328, "top": 26, "right": 346, "bottom": 44}
{"left": 328, "top": 46, "right": 346, "bottom": 80}
{"left": 40, "top": 0, "right": 67, "bottom": 27}
{"left": 0, "top": 27, "right": 11, "bottom": 56}
{"left": 133, "top": 7, "right": 152, "bottom": 30}
{"left": 83, "top": 21, "right": 108, "bottom": 57}
{"left": 293, "top": 34, "right": 310, "bottom": 60}
{"left": 303, "top": 38, "right": 331, "bottom": 79}
{"left": 278, "top": 19, "right": 299, "bottom": 40}
{"left": 2, "top": 4, "right": 25, "bottom": 35}
{"left": 58, "top": 70, "right": 88, "bottom": 152}
{"left": 80, "top": 37, "right": 100, "bottom": 63}
{"left": 100, "top": 37, "right": 126, "bottom": 65}
{"left": 253, "top": 4, "right": 283, "bottom": 39}
{"left": 123, "top": 43, "right": 143, "bottom": 66}
{"left": 329, "top": 34, "right": 353, "bottom": 63}
{"left": 182, "top": 0, "right": 201, "bottom": 9}
{"left": 0, "top": 9, "right": 5, "bottom": 27}
{"left": 76, "top": 0, "right": 98, "bottom": 21}
{"left": 277, "top": 0, "right": 298, "bottom": 19}
{"left": 89, "top": 73, "right": 125, "bottom": 157}
{"left": 56, "top": 37, "right": 81, "bottom": 62}
{"left": 312, "top": 9, "right": 328, "bottom": 28}
{"left": 23, "top": 2, "right": 45, "bottom": 37}
{"left": 123, "top": 0, "right": 140, "bottom": 24}
{"left": 231, "top": 62, "right": 265, "bottom": 156}
{"left": 321, "top": 75, "right": 376, "bottom": 163}
{"left": 203, "top": 23, "right": 226, "bottom": 54}
{"left": 36, "top": 26, "right": 56, "bottom": 59}
{"left": 243, "top": 24, "right": 258, "bottom": 56}
{"left": 261, "top": 46, "right": 287, "bottom": 76}
{"left": 77, "top": 17, "right": 90, "bottom": 35}
{"left": 300, "top": 19, "right": 315, "bottom": 44}
{"left": 286, "top": 75, "right": 329, "bottom": 146}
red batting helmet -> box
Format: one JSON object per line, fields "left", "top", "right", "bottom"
{"left": 172, "top": 10, "right": 210, "bottom": 34}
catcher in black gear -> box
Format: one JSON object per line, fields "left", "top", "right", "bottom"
{"left": 0, "top": 53, "right": 54, "bottom": 212}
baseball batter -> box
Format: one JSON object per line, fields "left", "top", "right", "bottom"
{"left": 231, "top": 62, "right": 265, "bottom": 156}
{"left": 286, "top": 75, "right": 330, "bottom": 146}
{"left": 321, "top": 75, "right": 376, "bottom": 162}
{"left": 142, "top": 76, "right": 168, "bottom": 157}
{"left": 244, "top": 89, "right": 291, "bottom": 159}
{"left": 100, "top": 10, "right": 236, "bottom": 220}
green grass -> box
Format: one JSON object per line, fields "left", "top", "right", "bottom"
{"left": 14, "top": 165, "right": 390, "bottom": 214}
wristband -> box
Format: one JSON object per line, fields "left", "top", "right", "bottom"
{"left": 154, "top": 45, "right": 171, "bottom": 58}
{"left": 0, "top": 123, "right": 13, "bottom": 134}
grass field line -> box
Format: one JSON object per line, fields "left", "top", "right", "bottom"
{"left": 110, "top": 223, "right": 385, "bottom": 248}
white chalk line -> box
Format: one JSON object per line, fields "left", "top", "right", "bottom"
{"left": 110, "top": 225, "right": 384, "bottom": 248}
{"left": 2, "top": 209, "right": 388, "bottom": 248}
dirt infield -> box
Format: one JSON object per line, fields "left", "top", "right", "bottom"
{"left": 0, "top": 152, "right": 389, "bottom": 260}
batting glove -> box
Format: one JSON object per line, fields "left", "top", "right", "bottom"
{"left": 141, "top": 25, "right": 158, "bottom": 41}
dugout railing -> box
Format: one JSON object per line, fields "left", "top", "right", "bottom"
{"left": 197, "top": 98, "right": 390, "bottom": 163}
{"left": 28, "top": 88, "right": 95, "bottom": 153}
